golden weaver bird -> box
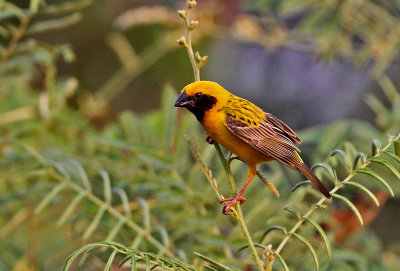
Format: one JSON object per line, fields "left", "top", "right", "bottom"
{"left": 174, "top": 81, "right": 331, "bottom": 215}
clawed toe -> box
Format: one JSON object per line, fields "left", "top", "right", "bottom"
{"left": 219, "top": 196, "right": 246, "bottom": 215}
{"left": 219, "top": 197, "right": 246, "bottom": 204}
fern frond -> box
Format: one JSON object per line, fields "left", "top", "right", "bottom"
{"left": 29, "top": 157, "right": 176, "bottom": 257}
{"left": 63, "top": 241, "right": 200, "bottom": 271}
{"left": 194, "top": 252, "right": 239, "bottom": 271}
{"left": 261, "top": 133, "right": 400, "bottom": 269}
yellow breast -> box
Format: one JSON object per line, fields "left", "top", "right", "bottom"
{"left": 201, "top": 110, "right": 271, "bottom": 166}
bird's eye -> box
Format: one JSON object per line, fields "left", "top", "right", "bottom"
{"left": 195, "top": 92, "right": 203, "bottom": 99}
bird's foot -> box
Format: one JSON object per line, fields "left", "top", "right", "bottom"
{"left": 205, "top": 135, "right": 215, "bottom": 144}
{"left": 220, "top": 196, "right": 246, "bottom": 215}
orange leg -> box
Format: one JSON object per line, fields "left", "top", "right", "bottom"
{"left": 220, "top": 166, "right": 256, "bottom": 215}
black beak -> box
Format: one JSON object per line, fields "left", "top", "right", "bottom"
{"left": 174, "top": 91, "right": 193, "bottom": 108}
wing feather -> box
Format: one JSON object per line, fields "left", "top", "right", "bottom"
{"left": 265, "top": 112, "right": 301, "bottom": 144}
{"left": 225, "top": 114, "right": 302, "bottom": 168}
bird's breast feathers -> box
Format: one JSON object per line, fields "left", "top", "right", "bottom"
{"left": 199, "top": 98, "right": 271, "bottom": 165}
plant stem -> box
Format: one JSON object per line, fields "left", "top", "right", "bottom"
{"left": 0, "top": 12, "right": 31, "bottom": 68}
{"left": 214, "top": 146, "right": 264, "bottom": 271}
{"left": 213, "top": 143, "right": 230, "bottom": 176}
{"left": 183, "top": 6, "right": 200, "bottom": 81}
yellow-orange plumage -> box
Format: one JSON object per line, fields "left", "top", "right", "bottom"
{"left": 175, "top": 81, "right": 331, "bottom": 214}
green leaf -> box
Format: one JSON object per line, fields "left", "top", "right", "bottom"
{"left": 371, "top": 139, "right": 381, "bottom": 156}
{"left": 130, "top": 233, "right": 144, "bottom": 249}
{"left": 29, "top": 0, "right": 40, "bottom": 13}
{"left": 105, "top": 249, "right": 118, "bottom": 271}
{"left": 213, "top": 142, "right": 230, "bottom": 175}
{"left": 59, "top": 44, "right": 76, "bottom": 62}
{"left": 378, "top": 75, "right": 398, "bottom": 103}
{"left": 292, "top": 180, "right": 312, "bottom": 192}
{"left": 366, "top": 94, "right": 389, "bottom": 127}
{"left": 370, "top": 157, "right": 400, "bottom": 181}
{"left": 137, "top": 198, "right": 151, "bottom": 232}
{"left": 354, "top": 167, "right": 394, "bottom": 196}
{"left": 34, "top": 182, "right": 67, "bottom": 214}
{"left": 57, "top": 191, "right": 85, "bottom": 226}
{"left": 63, "top": 243, "right": 104, "bottom": 271}
{"left": 162, "top": 85, "right": 178, "bottom": 151}
{"left": 304, "top": 217, "right": 332, "bottom": 257}
{"left": 40, "top": 0, "right": 92, "bottom": 16}
{"left": 78, "top": 248, "right": 95, "bottom": 266}
{"left": 83, "top": 205, "right": 107, "bottom": 240}
{"left": 193, "top": 252, "right": 234, "bottom": 271}
{"left": 154, "top": 226, "right": 170, "bottom": 248}
{"left": 344, "top": 181, "right": 380, "bottom": 206}
{"left": 119, "top": 111, "right": 142, "bottom": 142}
{"left": 27, "top": 12, "right": 83, "bottom": 35}
{"left": 311, "top": 163, "right": 337, "bottom": 182}
{"left": 259, "top": 226, "right": 287, "bottom": 243}
{"left": 145, "top": 256, "right": 150, "bottom": 271}
{"left": 105, "top": 219, "right": 125, "bottom": 242}
{"left": 283, "top": 206, "right": 301, "bottom": 220}
{"left": 274, "top": 253, "right": 289, "bottom": 271}
{"left": 130, "top": 252, "right": 136, "bottom": 271}
{"left": 395, "top": 141, "right": 400, "bottom": 156}
{"left": 21, "top": 143, "right": 49, "bottom": 165}
{"left": 332, "top": 193, "right": 363, "bottom": 225}
{"left": 118, "top": 255, "right": 131, "bottom": 268}
{"left": 234, "top": 243, "right": 266, "bottom": 254}
{"left": 352, "top": 152, "right": 366, "bottom": 170}
{"left": 291, "top": 232, "right": 319, "bottom": 271}
{"left": 69, "top": 160, "right": 91, "bottom": 191}
{"left": 99, "top": 170, "right": 112, "bottom": 204}
{"left": 330, "top": 149, "right": 351, "bottom": 169}
{"left": 384, "top": 150, "right": 400, "bottom": 164}
{"left": 113, "top": 187, "right": 132, "bottom": 217}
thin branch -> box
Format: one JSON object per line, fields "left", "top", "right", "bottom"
{"left": 272, "top": 133, "right": 400, "bottom": 262}
{"left": 180, "top": 1, "right": 199, "bottom": 81}
{"left": 213, "top": 146, "right": 264, "bottom": 271}
{"left": 0, "top": 12, "right": 31, "bottom": 68}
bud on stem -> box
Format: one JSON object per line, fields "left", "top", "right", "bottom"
{"left": 189, "top": 20, "right": 199, "bottom": 31}
{"left": 199, "top": 56, "right": 208, "bottom": 69}
{"left": 188, "top": 1, "right": 197, "bottom": 8}
{"left": 178, "top": 9, "right": 186, "bottom": 19}
{"left": 177, "top": 36, "right": 188, "bottom": 48}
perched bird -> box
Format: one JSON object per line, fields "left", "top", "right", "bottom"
{"left": 174, "top": 81, "right": 331, "bottom": 215}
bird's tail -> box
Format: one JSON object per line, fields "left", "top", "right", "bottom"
{"left": 297, "top": 163, "right": 332, "bottom": 199}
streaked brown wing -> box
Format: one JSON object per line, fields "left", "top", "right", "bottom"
{"left": 225, "top": 114, "right": 302, "bottom": 168}
{"left": 264, "top": 112, "right": 301, "bottom": 144}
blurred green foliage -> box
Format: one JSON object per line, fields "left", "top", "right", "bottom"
{"left": 1, "top": 0, "right": 400, "bottom": 270}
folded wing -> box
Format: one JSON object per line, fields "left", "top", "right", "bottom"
{"left": 225, "top": 112, "right": 332, "bottom": 199}
{"left": 225, "top": 113, "right": 302, "bottom": 168}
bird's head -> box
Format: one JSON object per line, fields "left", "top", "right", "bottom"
{"left": 174, "top": 81, "right": 230, "bottom": 120}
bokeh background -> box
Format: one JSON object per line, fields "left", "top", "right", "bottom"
{"left": 2, "top": 0, "right": 400, "bottom": 270}
{"left": 54, "top": 0, "right": 399, "bottom": 126}
{"left": 55, "top": 0, "right": 400, "bottom": 245}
